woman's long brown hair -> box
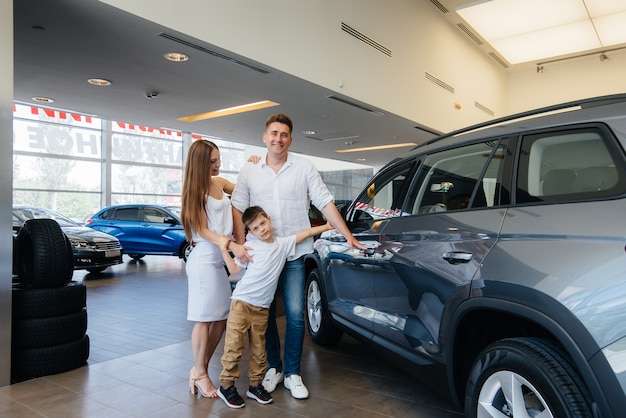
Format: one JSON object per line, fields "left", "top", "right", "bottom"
{"left": 181, "top": 140, "right": 218, "bottom": 242}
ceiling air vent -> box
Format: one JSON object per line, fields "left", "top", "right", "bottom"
{"left": 158, "top": 33, "right": 270, "bottom": 74}
{"left": 456, "top": 23, "right": 483, "bottom": 46}
{"left": 489, "top": 52, "right": 510, "bottom": 69}
{"left": 341, "top": 22, "right": 392, "bottom": 57}
{"left": 475, "top": 101, "right": 495, "bottom": 116}
{"left": 425, "top": 72, "right": 454, "bottom": 93}
{"left": 328, "top": 95, "right": 384, "bottom": 116}
{"left": 428, "top": 0, "right": 449, "bottom": 13}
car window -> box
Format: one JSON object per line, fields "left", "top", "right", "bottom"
{"left": 408, "top": 140, "right": 505, "bottom": 214}
{"left": 348, "top": 160, "right": 416, "bottom": 222}
{"left": 143, "top": 207, "right": 170, "bottom": 223}
{"left": 516, "top": 127, "right": 626, "bottom": 203}
{"left": 113, "top": 207, "right": 139, "bottom": 221}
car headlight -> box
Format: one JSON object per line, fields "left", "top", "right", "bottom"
{"left": 69, "top": 239, "right": 96, "bottom": 250}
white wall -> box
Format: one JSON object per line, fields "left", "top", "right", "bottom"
{"left": 507, "top": 50, "right": 626, "bottom": 113}
{"left": 101, "top": 0, "right": 508, "bottom": 133}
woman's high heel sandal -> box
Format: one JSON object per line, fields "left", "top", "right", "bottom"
{"left": 189, "top": 369, "right": 216, "bottom": 398}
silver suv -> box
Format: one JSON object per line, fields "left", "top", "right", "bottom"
{"left": 305, "top": 94, "right": 626, "bottom": 417}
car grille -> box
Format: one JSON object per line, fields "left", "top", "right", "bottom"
{"left": 95, "top": 242, "right": 121, "bottom": 251}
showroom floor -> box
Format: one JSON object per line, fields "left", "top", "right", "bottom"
{"left": 1, "top": 255, "right": 463, "bottom": 417}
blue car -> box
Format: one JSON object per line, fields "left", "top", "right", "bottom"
{"left": 86, "top": 204, "right": 191, "bottom": 261}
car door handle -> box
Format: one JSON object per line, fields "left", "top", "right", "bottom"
{"left": 442, "top": 252, "right": 472, "bottom": 264}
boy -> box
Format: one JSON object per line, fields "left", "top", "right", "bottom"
{"left": 216, "top": 206, "right": 332, "bottom": 408}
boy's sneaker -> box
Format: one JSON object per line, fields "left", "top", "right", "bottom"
{"left": 262, "top": 368, "right": 284, "bottom": 393}
{"left": 217, "top": 385, "right": 245, "bottom": 409}
{"left": 246, "top": 384, "right": 273, "bottom": 404}
{"left": 284, "top": 374, "right": 309, "bottom": 399}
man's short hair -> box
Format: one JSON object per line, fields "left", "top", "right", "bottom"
{"left": 242, "top": 206, "right": 269, "bottom": 231}
{"left": 265, "top": 113, "right": 293, "bottom": 134}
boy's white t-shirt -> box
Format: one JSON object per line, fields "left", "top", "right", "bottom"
{"left": 231, "top": 235, "right": 296, "bottom": 308}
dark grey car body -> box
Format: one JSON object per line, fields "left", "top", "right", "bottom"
{"left": 305, "top": 95, "right": 626, "bottom": 417}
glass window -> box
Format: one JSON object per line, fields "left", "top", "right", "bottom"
{"left": 143, "top": 207, "right": 169, "bottom": 223}
{"left": 113, "top": 208, "right": 139, "bottom": 221}
{"left": 408, "top": 140, "right": 505, "bottom": 214}
{"left": 516, "top": 128, "right": 626, "bottom": 203}
{"left": 349, "top": 160, "right": 416, "bottom": 222}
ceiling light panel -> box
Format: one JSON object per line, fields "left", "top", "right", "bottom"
{"left": 456, "top": 0, "right": 626, "bottom": 65}
{"left": 178, "top": 100, "right": 279, "bottom": 122}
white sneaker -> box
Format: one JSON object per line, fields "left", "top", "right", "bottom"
{"left": 284, "top": 374, "right": 309, "bottom": 399}
{"left": 262, "top": 368, "right": 284, "bottom": 393}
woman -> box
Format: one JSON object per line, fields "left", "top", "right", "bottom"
{"left": 181, "top": 139, "right": 235, "bottom": 398}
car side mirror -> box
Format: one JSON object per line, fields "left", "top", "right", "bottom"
{"left": 163, "top": 217, "right": 178, "bottom": 225}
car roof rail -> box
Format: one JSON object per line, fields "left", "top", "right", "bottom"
{"left": 421, "top": 93, "right": 626, "bottom": 147}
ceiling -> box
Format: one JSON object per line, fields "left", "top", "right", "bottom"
{"left": 13, "top": 0, "right": 441, "bottom": 170}
{"left": 15, "top": 1, "right": 623, "bottom": 170}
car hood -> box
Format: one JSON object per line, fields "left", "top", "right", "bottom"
{"left": 62, "top": 226, "right": 119, "bottom": 242}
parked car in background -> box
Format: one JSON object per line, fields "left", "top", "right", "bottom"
{"left": 13, "top": 205, "right": 123, "bottom": 274}
{"left": 85, "top": 204, "right": 191, "bottom": 261}
{"left": 305, "top": 94, "right": 626, "bottom": 417}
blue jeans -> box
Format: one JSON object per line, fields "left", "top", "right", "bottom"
{"left": 265, "top": 257, "right": 305, "bottom": 377}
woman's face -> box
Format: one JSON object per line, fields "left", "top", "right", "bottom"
{"left": 209, "top": 147, "right": 221, "bottom": 176}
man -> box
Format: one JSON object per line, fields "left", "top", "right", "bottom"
{"left": 230, "top": 113, "right": 364, "bottom": 400}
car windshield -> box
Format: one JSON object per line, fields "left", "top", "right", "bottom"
{"left": 13, "top": 207, "right": 79, "bottom": 227}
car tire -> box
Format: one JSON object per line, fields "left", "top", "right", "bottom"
{"left": 465, "top": 337, "right": 591, "bottom": 418}
{"left": 11, "top": 334, "right": 90, "bottom": 381}
{"left": 128, "top": 254, "right": 145, "bottom": 260}
{"left": 12, "top": 281, "right": 86, "bottom": 319}
{"left": 181, "top": 241, "right": 192, "bottom": 262}
{"left": 12, "top": 309, "right": 88, "bottom": 349}
{"left": 17, "top": 218, "right": 73, "bottom": 288}
{"left": 305, "top": 268, "right": 343, "bottom": 346}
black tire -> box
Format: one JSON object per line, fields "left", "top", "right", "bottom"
{"left": 128, "top": 254, "right": 145, "bottom": 260}
{"left": 64, "top": 233, "right": 74, "bottom": 272}
{"left": 12, "top": 309, "right": 87, "bottom": 349}
{"left": 11, "top": 334, "right": 90, "bottom": 381}
{"left": 181, "top": 241, "right": 192, "bottom": 262}
{"left": 305, "top": 268, "right": 343, "bottom": 345}
{"left": 17, "top": 219, "right": 73, "bottom": 288}
{"left": 465, "top": 337, "right": 592, "bottom": 418}
{"left": 12, "top": 281, "right": 86, "bottom": 319}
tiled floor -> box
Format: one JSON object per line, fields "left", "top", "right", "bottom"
{"left": 1, "top": 256, "right": 463, "bottom": 417}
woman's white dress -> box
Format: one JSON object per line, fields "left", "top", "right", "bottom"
{"left": 185, "top": 193, "right": 233, "bottom": 322}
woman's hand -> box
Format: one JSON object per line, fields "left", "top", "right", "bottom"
{"left": 248, "top": 155, "right": 262, "bottom": 164}
{"left": 230, "top": 242, "right": 253, "bottom": 263}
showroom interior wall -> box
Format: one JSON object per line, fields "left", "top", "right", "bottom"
{"left": 507, "top": 50, "right": 626, "bottom": 113}
{"left": 1, "top": 0, "right": 12, "bottom": 387}
{"left": 102, "top": 0, "right": 509, "bottom": 134}
{"left": 104, "top": 0, "right": 626, "bottom": 128}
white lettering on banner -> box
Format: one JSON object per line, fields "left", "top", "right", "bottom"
{"left": 15, "top": 118, "right": 182, "bottom": 164}
{"left": 25, "top": 126, "right": 100, "bottom": 156}
{"left": 111, "top": 135, "right": 181, "bottom": 165}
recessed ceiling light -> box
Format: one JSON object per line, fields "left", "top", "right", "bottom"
{"left": 163, "top": 52, "right": 189, "bottom": 62}
{"left": 87, "top": 78, "right": 112, "bottom": 86}
{"left": 302, "top": 130, "right": 316, "bottom": 135}
{"left": 32, "top": 96, "right": 54, "bottom": 103}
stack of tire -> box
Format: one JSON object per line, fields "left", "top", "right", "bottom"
{"left": 11, "top": 218, "right": 89, "bottom": 382}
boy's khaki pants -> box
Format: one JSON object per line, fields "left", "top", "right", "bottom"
{"left": 220, "top": 299, "right": 269, "bottom": 387}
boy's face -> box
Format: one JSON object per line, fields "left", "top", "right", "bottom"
{"left": 246, "top": 215, "right": 272, "bottom": 241}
